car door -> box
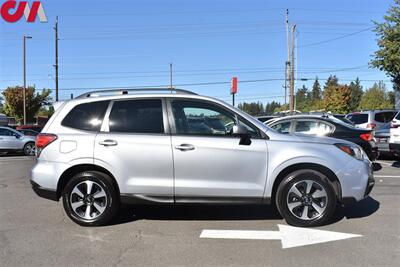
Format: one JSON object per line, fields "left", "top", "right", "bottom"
{"left": 94, "top": 98, "right": 174, "bottom": 201}
{"left": 168, "top": 98, "right": 268, "bottom": 201}
{"left": 0, "top": 128, "right": 22, "bottom": 150}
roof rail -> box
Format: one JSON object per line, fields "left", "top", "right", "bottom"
{"left": 76, "top": 87, "right": 197, "bottom": 99}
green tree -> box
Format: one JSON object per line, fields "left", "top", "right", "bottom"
{"left": 2, "top": 86, "right": 52, "bottom": 123}
{"left": 274, "top": 103, "right": 289, "bottom": 113}
{"left": 265, "top": 101, "right": 281, "bottom": 115}
{"left": 237, "top": 101, "right": 264, "bottom": 116}
{"left": 311, "top": 77, "right": 322, "bottom": 101}
{"left": 38, "top": 105, "right": 55, "bottom": 118}
{"left": 324, "top": 75, "right": 339, "bottom": 90}
{"left": 348, "top": 78, "right": 364, "bottom": 111}
{"left": 359, "top": 82, "right": 394, "bottom": 110}
{"left": 371, "top": 0, "right": 400, "bottom": 91}
{"left": 296, "top": 85, "right": 311, "bottom": 111}
{"left": 0, "top": 95, "right": 3, "bottom": 113}
{"left": 324, "top": 84, "right": 352, "bottom": 114}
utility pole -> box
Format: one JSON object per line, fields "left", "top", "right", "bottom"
{"left": 23, "top": 35, "right": 32, "bottom": 125}
{"left": 285, "top": 9, "right": 290, "bottom": 106}
{"left": 289, "top": 24, "right": 296, "bottom": 113}
{"left": 169, "top": 63, "right": 173, "bottom": 92}
{"left": 54, "top": 16, "right": 59, "bottom": 101}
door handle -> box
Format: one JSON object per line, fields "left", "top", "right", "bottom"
{"left": 174, "top": 144, "right": 195, "bottom": 151}
{"left": 99, "top": 139, "right": 118, "bottom": 146}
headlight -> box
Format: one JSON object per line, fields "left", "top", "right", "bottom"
{"left": 334, "top": 143, "right": 366, "bottom": 160}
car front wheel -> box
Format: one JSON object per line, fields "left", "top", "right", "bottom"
{"left": 62, "top": 171, "right": 119, "bottom": 226}
{"left": 276, "top": 169, "right": 337, "bottom": 227}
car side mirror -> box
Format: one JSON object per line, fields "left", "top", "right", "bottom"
{"left": 13, "top": 134, "right": 21, "bottom": 139}
{"left": 232, "top": 125, "right": 251, "bottom": 145}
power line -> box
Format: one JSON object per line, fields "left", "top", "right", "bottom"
{"left": 298, "top": 27, "right": 374, "bottom": 48}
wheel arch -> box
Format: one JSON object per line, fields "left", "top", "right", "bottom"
{"left": 56, "top": 164, "right": 120, "bottom": 199}
{"left": 271, "top": 163, "right": 342, "bottom": 203}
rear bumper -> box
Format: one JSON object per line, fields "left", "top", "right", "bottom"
{"left": 30, "top": 180, "right": 58, "bottom": 201}
{"left": 389, "top": 143, "right": 400, "bottom": 153}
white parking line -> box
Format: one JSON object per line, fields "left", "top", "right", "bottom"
{"left": 375, "top": 161, "right": 395, "bottom": 166}
{"left": 374, "top": 175, "right": 400, "bottom": 178}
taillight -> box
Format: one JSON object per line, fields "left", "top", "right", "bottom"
{"left": 366, "top": 123, "right": 376, "bottom": 129}
{"left": 36, "top": 133, "right": 57, "bottom": 150}
{"left": 360, "top": 132, "right": 373, "bottom": 141}
{"left": 391, "top": 121, "right": 399, "bottom": 128}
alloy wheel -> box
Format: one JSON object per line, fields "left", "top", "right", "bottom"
{"left": 24, "top": 143, "right": 36, "bottom": 156}
{"left": 69, "top": 180, "right": 107, "bottom": 221}
{"left": 286, "top": 180, "right": 328, "bottom": 220}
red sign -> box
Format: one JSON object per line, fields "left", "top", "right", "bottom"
{"left": 1, "top": 0, "right": 47, "bottom": 23}
{"left": 231, "top": 77, "right": 238, "bottom": 95}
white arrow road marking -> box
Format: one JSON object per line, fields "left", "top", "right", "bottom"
{"left": 200, "top": 224, "right": 362, "bottom": 249}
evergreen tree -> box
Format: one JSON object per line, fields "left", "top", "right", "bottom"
{"left": 296, "top": 85, "right": 311, "bottom": 111}
{"left": 324, "top": 75, "right": 339, "bottom": 90}
{"left": 311, "top": 77, "right": 322, "bottom": 101}
{"left": 265, "top": 101, "right": 281, "bottom": 115}
{"left": 348, "top": 77, "right": 364, "bottom": 111}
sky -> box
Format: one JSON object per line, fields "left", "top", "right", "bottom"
{"left": 0, "top": 0, "right": 396, "bottom": 105}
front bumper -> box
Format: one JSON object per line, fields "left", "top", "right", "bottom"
{"left": 30, "top": 180, "right": 58, "bottom": 201}
{"left": 364, "top": 173, "right": 375, "bottom": 197}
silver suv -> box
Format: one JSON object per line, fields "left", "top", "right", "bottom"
{"left": 31, "top": 89, "right": 374, "bottom": 227}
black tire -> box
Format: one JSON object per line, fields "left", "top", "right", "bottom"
{"left": 62, "top": 171, "right": 119, "bottom": 226}
{"left": 276, "top": 169, "right": 336, "bottom": 227}
{"left": 23, "top": 142, "right": 36, "bottom": 156}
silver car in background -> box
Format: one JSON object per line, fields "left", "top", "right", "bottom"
{"left": 31, "top": 88, "right": 374, "bottom": 227}
{"left": 0, "top": 126, "right": 36, "bottom": 156}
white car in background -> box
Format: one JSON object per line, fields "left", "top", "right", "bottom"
{"left": 389, "top": 111, "right": 400, "bottom": 155}
{"left": 346, "top": 110, "right": 397, "bottom": 130}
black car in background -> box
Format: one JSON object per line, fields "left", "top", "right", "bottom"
{"left": 266, "top": 115, "right": 378, "bottom": 160}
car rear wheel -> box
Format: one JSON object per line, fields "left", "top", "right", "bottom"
{"left": 276, "top": 169, "right": 336, "bottom": 227}
{"left": 23, "top": 142, "right": 36, "bottom": 156}
{"left": 62, "top": 171, "right": 119, "bottom": 226}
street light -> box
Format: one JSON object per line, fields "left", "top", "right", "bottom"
{"left": 23, "top": 35, "right": 32, "bottom": 125}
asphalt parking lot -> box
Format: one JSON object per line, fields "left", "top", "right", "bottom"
{"left": 0, "top": 157, "right": 399, "bottom": 266}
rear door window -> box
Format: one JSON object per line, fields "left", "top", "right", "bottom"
{"left": 62, "top": 101, "right": 110, "bottom": 131}
{"left": 347, "top": 114, "right": 368, "bottom": 124}
{"left": 294, "top": 120, "right": 333, "bottom": 135}
{"left": 108, "top": 99, "right": 164, "bottom": 134}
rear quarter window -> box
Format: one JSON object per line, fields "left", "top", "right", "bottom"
{"left": 61, "top": 101, "right": 110, "bottom": 131}
{"left": 347, "top": 114, "right": 368, "bottom": 124}
{"left": 375, "top": 112, "right": 396, "bottom": 123}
